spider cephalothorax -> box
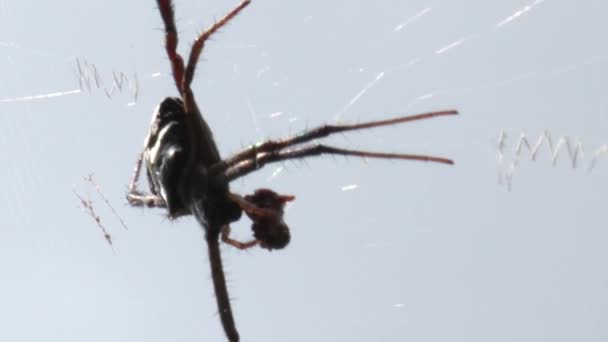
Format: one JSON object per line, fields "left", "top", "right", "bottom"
{"left": 126, "top": 1, "right": 457, "bottom": 341}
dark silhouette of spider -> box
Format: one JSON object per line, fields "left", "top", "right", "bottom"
{"left": 126, "top": 1, "right": 457, "bottom": 341}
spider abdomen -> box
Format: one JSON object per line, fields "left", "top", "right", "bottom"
{"left": 143, "top": 97, "right": 243, "bottom": 225}
{"left": 144, "top": 97, "right": 193, "bottom": 217}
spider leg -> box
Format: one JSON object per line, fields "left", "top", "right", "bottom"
{"left": 206, "top": 231, "right": 239, "bottom": 342}
{"left": 126, "top": 153, "right": 166, "bottom": 208}
{"left": 156, "top": 0, "right": 186, "bottom": 92}
{"left": 218, "top": 110, "right": 458, "bottom": 172}
{"left": 183, "top": 0, "right": 251, "bottom": 90}
{"left": 225, "top": 144, "right": 454, "bottom": 182}
{"left": 190, "top": 204, "right": 240, "bottom": 342}
{"left": 221, "top": 225, "right": 260, "bottom": 250}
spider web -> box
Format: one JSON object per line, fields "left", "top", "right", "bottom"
{"left": 1, "top": 1, "right": 608, "bottom": 342}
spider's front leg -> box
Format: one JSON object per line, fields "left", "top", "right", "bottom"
{"left": 225, "top": 144, "right": 454, "bottom": 182}
{"left": 126, "top": 152, "right": 166, "bottom": 209}
{"left": 183, "top": 0, "right": 251, "bottom": 90}
{"left": 217, "top": 109, "right": 458, "bottom": 174}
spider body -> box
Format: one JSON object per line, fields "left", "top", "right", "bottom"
{"left": 144, "top": 97, "right": 242, "bottom": 226}
{"left": 126, "top": 1, "right": 457, "bottom": 340}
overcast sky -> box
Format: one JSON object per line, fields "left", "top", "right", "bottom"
{"left": 1, "top": 1, "right": 607, "bottom": 341}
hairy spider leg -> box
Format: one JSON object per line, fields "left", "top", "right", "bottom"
{"left": 183, "top": 0, "right": 251, "bottom": 90}
{"left": 225, "top": 143, "right": 454, "bottom": 182}
{"left": 156, "top": 0, "right": 251, "bottom": 167}
{"left": 216, "top": 110, "right": 458, "bottom": 181}
{"left": 156, "top": 0, "right": 185, "bottom": 93}
{"left": 186, "top": 202, "right": 239, "bottom": 342}
{"left": 217, "top": 109, "right": 458, "bottom": 173}
{"left": 156, "top": 0, "right": 251, "bottom": 112}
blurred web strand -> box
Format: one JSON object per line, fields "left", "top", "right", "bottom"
{"left": 333, "top": 6, "right": 468, "bottom": 121}
{"left": 266, "top": 166, "right": 284, "bottom": 181}
{"left": 0, "top": 89, "right": 81, "bottom": 103}
{"left": 497, "top": 0, "right": 546, "bottom": 28}
{"left": 328, "top": 0, "right": 552, "bottom": 154}
{"left": 341, "top": 184, "right": 358, "bottom": 192}
{"left": 435, "top": 37, "right": 470, "bottom": 55}
{"left": 394, "top": 7, "right": 431, "bottom": 32}
{"left": 388, "top": 0, "right": 549, "bottom": 85}
{"left": 497, "top": 130, "right": 607, "bottom": 190}
{"left": 335, "top": 71, "right": 385, "bottom": 121}
{"left": 246, "top": 97, "right": 263, "bottom": 140}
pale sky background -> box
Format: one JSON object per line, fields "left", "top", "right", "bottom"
{"left": 1, "top": 1, "right": 608, "bottom": 341}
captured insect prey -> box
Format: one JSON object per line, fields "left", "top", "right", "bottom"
{"left": 125, "top": 1, "right": 458, "bottom": 341}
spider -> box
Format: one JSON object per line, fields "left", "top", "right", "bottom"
{"left": 126, "top": 1, "right": 457, "bottom": 341}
